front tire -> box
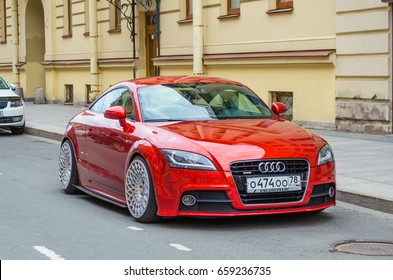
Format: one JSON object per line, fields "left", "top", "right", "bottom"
{"left": 11, "top": 123, "right": 25, "bottom": 135}
{"left": 59, "top": 140, "right": 79, "bottom": 194}
{"left": 125, "top": 156, "right": 159, "bottom": 223}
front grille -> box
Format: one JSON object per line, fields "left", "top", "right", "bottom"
{"left": 178, "top": 183, "right": 335, "bottom": 213}
{"left": 0, "top": 116, "right": 23, "bottom": 124}
{"left": 308, "top": 183, "right": 335, "bottom": 206}
{"left": 231, "top": 159, "right": 309, "bottom": 205}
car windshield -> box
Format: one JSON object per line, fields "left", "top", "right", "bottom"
{"left": 137, "top": 83, "right": 274, "bottom": 122}
{"left": 0, "top": 77, "right": 10, "bottom": 90}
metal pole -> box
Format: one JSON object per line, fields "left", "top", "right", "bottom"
{"left": 132, "top": 0, "right": 136, "bottom": 78}
{"left": 156, "top": 0, "right": 161, "bottom": 75}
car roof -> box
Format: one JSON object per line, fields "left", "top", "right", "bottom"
{"left": 125, "top": 76, "right": 244, "bottom": 87}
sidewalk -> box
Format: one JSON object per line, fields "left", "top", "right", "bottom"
{"left": 24, "top": 102, "right": 393, "bottom": 214}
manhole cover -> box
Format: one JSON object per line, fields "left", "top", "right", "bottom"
{"left": 332, "top": 241, "right": 393, "bottom": 256}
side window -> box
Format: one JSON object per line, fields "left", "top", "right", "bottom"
{"left": 90, "top": 94, "right": 106, "bottom": 114}
{"left": 0, "top": 77, "right": 9, "bottom": 89}
{"left": 90, "top": 88, "right": 134, "bottom": 119}
{"left": 110, "top": 88, "right": 134, "bottom": 119}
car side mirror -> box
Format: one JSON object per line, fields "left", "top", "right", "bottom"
{"left": 9, "top": 84, "right": 16, "bottom": 91}
{"left": 104, "top": 106, "right": 135, "bottom": 132}
{"left": 271, "top": 102, "right": 288, "bottom": 117}
{"left": 104, "top": 106, "right": 127, "bottom": 120}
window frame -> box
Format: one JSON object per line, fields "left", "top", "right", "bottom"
{"left": 186, "top": 0, "right": 193, "bottom": 20}
{"left": 276, "top": 0, "right": 293, "bottom": 10}
{"left": 227, "top": 0, "right": 241, "bottom": 15}
{"left": 271, "top": 91, "right": 293, "bottom": 121}
{"left": 90, "top": 87, "right": 135, "bottom": 120}
{"left": 84, "top": 0, "right": 89, "bottom": 36}
{"left": 62, "top": 0, "right": 73, "bottom": 38}
{"left": 0, "top": 0, "right": 6, "bottom": 44}
{"left": 109, "top": 0, "right": 122, "bottom": 32}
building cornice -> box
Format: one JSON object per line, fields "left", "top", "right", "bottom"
{"left": 153, "top": 50, "right": 336, "bottom": 67}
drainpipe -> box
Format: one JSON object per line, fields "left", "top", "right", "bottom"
{"left": 132, "top": 0, "right": 136, "bottom": 78}
{"left": 193, "top": 0, "right": 203, "bottom": 75}
{"left": 383, "top": 0, "right": 393, "bottom": 133}
{"left": 89, "top": 0, "right": 99, "bottom": 102}
{"left": 11, "top": 0, "right": 19, "bottom": 87}
{"left": 156, "top": 0, "right": 161, "bottom": 76}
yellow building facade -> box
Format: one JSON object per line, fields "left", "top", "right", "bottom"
{"left": 0, "top": 0, "right": 391, "bottom": 133}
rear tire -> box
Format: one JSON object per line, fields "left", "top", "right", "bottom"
{"left": 125, "top": 156, "right": 160, "bottom": 223}
{"left": 59, "top": 140, "right": 79, "bottom": 194}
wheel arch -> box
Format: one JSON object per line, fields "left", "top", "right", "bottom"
{"left": 125, "top": 140, "right": 168, "bottom": 198}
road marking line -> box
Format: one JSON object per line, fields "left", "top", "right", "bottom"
{"left": 34, "top": 246, "right": 65, "bottom": 260}
{"left": 169, "top": 243, "right": 191, "bottom": 252}
{"left": 127, "top": 226, "right": 144, "bottom": 231}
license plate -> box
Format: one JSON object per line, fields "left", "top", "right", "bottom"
{"left": 246, "top": 175, "right": 302, "bottom": 193}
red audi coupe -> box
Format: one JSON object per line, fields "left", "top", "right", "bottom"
{"left": 59, "top": 76, "right": 336, "bottom": 223}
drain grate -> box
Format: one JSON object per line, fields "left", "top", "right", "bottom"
{"left": 332, "top": 241, "right": 393, "bottom": 256}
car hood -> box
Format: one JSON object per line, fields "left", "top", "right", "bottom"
{"left": 0, "top": 89, "right": 18, "bottom": 98}
{"left": 147, "top": 119, "right": 323, "bottom": 170}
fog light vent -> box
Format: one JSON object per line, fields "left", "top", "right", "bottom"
{"left": 328, "top": 186, "right": 335, "bottom": 198}
{"left": 182, "top": 195, "right": 196, "bottom": 206}
{"left": 12, "top": 116, "right": 23, "bottom": 122}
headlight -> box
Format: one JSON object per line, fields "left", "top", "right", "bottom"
{"left": 10, "top": 98, "right": 23, "bottom": 107}
{"left": 318, "top": 144, "right": 334, "bottom": 165}
{"left": 162, "top": 149, "right": 217, "bottom": 171}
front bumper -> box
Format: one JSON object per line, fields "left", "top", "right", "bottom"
{"left": 0, "top": 103, "right": 25, "bottom": 128}
{"left": 155, "top": 162, "right": 336, "bottom": 217}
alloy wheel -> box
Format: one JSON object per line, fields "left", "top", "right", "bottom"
{"left": 59, "top": 141, "right": 72, "bottom": 190}
{"left": 125, "top": 158, "right": 150, "bottom": 219}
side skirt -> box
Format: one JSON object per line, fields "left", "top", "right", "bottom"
{"left": 74, "top": 184, "right": 127, "bottom": 208}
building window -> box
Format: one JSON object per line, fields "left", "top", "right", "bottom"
{"left": 65, "top": 84, "right": 74, "bottom": 104}
{"left": 109, "top": 0, "right": 122, "bottom": 32}
{"left": 271, "top": 91, "right": 293, "bottom": 121}
{"left": 84, "top": 0, "right": 89, "bottom": 36}
{"left": 63, "top": 0, "right": 73, "bottom": 37}
{"left": 276, "top": 0, "right": 293, "bottom": 10}
{"left": 0, "top": 0, "right": 6, "bottom": 44}
{"left": 86, "top": 84, "right": 92, "bottom": 105}
{"left": 186, "top": 0, "right": 193, "bottom": 20}
{"left": 228, "top": 0, "right": 241, "bottom": 15}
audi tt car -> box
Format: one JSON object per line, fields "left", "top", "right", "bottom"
{"left": 59, "top": 76, "right": 336, "bottom": 223}
{"left": 0, "top": 75, "right": 25, "bottom": 135}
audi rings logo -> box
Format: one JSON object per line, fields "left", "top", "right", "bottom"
{"left": 259, "top": 162, "right": 286, "bottom": 173}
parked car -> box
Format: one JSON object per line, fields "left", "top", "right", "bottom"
{"left": 0, "top": 75, "right": 25, "bottom": 135}
{"left": 59, "top": 76, "right": 336, "bottom": 223}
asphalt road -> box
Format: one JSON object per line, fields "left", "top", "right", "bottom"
{"left": 1, "top": 132, "right": 393, "bottom": 260}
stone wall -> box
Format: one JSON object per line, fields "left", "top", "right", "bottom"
{"left": 336, "top": 98, "right": 391, "bottom": 134}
